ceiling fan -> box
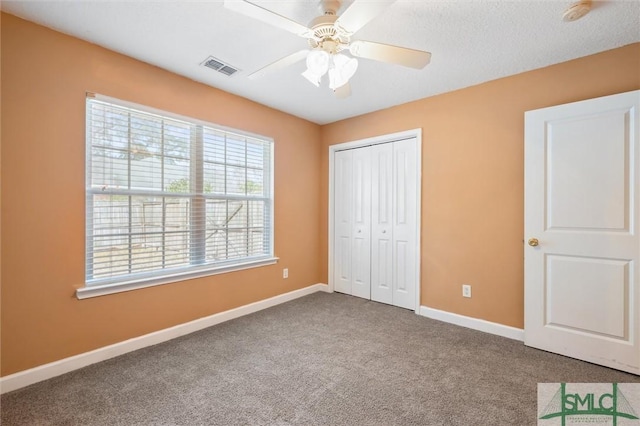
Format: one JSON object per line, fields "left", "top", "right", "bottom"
{"left": 224, "top": 0, "right": 432, "bottom": 98}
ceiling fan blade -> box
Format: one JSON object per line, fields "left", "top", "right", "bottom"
{"left": 349, "top": 40, "right": 431, "bottom": 69}
{"left": 334, "top": 0, "right": 396, "bottom": 35}
{"left": 248, "top": 49, "right": 310, "bottom": 80}
{"left": 334, "top": 83, "right": 351, "bottom": 99}
{"left": 224, "top": 0, "right": 312, "bottom": 37}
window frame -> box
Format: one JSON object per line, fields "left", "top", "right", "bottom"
{"left": 77, "top": 93, "right": 277, "bottom": 300}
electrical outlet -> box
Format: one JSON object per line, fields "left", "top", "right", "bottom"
{"left": 462, "top": 284, "right": 472, "bottom": 298}
{"left": 283, "top": 268, "right": 288, "bottom": 279}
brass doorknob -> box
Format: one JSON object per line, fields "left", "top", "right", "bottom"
{"left": 528, "top": 238, "right": 539, "bottom": 247}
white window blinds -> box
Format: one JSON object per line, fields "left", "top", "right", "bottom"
{"left": 85, "top": 95, "right": 274, "bottom": 289}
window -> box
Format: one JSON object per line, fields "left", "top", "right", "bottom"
{"left": 82, "top": 94, "right": 274, "bottom": 297}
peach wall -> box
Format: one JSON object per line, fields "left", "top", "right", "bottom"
{"left": 2, "top": 11, "right": 639, "bottom": 378}
{"left": 320, "top": 43, "right": 640, "bottom": 329}
{"left": 0, "top": 13, "right": 322, "bottom": 376}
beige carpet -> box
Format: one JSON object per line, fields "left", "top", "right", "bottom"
{"left": 2, "top": 292, "right": 638, "bottom": 425}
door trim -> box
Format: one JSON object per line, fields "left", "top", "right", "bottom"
{"left": 328, "top": 128, "right": 422, "bottom": 313}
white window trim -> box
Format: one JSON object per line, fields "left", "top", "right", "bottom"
{"left": 78, "top": 93, "right": 276, "bottom": 299}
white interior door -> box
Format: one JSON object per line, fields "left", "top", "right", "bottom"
{"left": 524, "top": 90, "right": 640, "bottom": 374}
{"left": 371, "top": 142, "right": 394, "bottom": 305}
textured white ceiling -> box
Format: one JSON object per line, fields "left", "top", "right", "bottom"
{"left": 2, "top": 0, "right": 639, "bottom": 124}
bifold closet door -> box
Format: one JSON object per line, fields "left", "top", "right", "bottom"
{"left": 333, "top": 138, "right": 418, "bottom": 309}
{"left": 333, "top": 149, "right": 353, "bottom": 295}
{"left": 371, "top": 142, "right": 394, "bottom": 305}
{"left": 369, "top": 139, "right": 419, "bottom": 309}
{"left": 391, "top": 138, "right": 418, "bottom": 310}
{"left": 334, "top": 148, "right": 371, "bottom": 299}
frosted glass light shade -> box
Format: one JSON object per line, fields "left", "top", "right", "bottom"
{"left": 328, "top": 53, "right": 358, "bottom": 90}
{"left": 306, "top": 50, "right": 329, "bottom": 75}
{"left": 302, "top": 69, "right": 322, "bottom": 87}
{"left": 302, "top": 50, "right": 330, "bottom": 87}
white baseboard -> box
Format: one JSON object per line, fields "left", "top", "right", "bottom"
{"left": 419, "top": 306, "right": 524, "bottom": 342}
{"left": 0, "top": 283, "right": 330, "bottom": 394}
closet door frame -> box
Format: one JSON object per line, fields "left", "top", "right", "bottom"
{"left": 328, "top": 128, "right": 422, "bottom": 313}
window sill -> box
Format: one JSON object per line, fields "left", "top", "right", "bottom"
{"left": 76, "top": 257, "right": 279, "bottom": 300}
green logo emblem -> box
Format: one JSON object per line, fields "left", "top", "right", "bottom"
{"left": 539, "top": 383, "right": 639, "bottom": 425}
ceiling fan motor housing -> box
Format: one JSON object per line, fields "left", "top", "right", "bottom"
{"left": 308, "top": 12, "right": 349, "bottom": 53}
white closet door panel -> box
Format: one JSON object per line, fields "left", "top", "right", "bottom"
{"left": 393, "top": 138, "right": 418, "bottom": 309}
{"left": 334, "top": 150, "right": 353, "bottom": 295}
{"left": 351, "top": 147, "right": 372, "bottom": 299}
{"left": 331, "top": 132, "right": 420, "bottom": 310}
{"left": 371, "top": 143, "right": 394, "bottom": 304}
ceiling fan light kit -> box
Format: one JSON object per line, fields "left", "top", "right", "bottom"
{"left": 302, "top": 50, "right": 358, "bottom": 91}
{"left": 224, "top": 0, "right": 431, "bottom": 98}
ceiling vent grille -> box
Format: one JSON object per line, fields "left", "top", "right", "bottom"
{"left": 201, "top": 56, "right": 239, "bottom": 76}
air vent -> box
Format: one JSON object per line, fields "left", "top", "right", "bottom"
{"left": 201, "top": 56, "right": 239, "bottom": 76}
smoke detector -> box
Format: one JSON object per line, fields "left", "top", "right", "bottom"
{"left": 563, "top": 0, "right": 592, "bottom": 22}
